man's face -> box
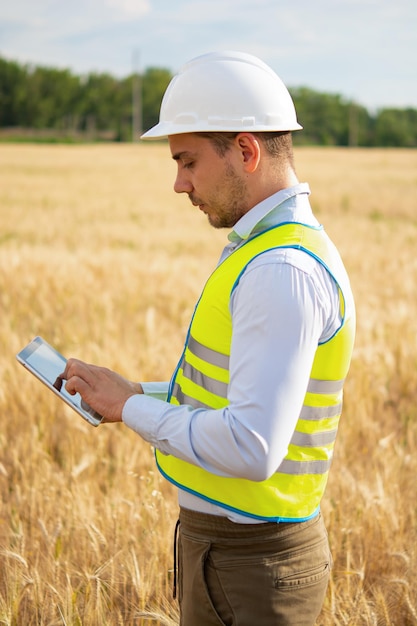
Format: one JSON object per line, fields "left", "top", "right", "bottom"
{"left": 169, "top": 133, "right": 249, "bottom": 229}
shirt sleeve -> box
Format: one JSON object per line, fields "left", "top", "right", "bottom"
{"left": 122, "top": 248, "right": 340, "bottom": 481}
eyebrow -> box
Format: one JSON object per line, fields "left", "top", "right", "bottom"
{"left": 172, "top": 150, "right": 196, "bottom": 161}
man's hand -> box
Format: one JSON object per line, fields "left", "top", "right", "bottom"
{"left": 54, "top": 359, "right": 143, "bottom": 423}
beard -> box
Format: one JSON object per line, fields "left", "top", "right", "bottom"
{"left": 190, "top": 162, "right": 249, "bottom": 229}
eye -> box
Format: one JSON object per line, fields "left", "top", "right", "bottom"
{"left": 183, "top": 160, "right": 194, "bottom": 170}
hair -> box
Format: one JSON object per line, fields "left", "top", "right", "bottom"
{"left": 196, "top": 131, "right": 295, "bottom": 169}
{"left": 195, "top": 132, "right": 238, "bottom": 157}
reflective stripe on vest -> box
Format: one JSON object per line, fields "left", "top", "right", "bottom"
{"left": 156, "top": 222, "right": 355, "bottom": 522}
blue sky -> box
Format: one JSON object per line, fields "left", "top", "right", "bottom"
{"left": 1, "top": 0, "right": 416, "bottom": 111}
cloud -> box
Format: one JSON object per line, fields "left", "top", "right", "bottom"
{"left": 0, "top": 0, "right": 415, "bottom": 107}
{"left": 105, "top": 0, "right": 150, "bottom": 20}
{"left": 0, "top": 0, "right": 151, "bottom": 31}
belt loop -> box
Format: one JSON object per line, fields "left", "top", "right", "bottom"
{"left": 173, "top": 518, "right": 180, "bottom": 599}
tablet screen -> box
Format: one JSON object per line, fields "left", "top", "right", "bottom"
{"left": 17, "top": 337, "right": 102, "bottom": 426}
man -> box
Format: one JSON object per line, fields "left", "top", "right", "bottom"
{"left": 59, "top": 51, "right": 356, "bottom": 625}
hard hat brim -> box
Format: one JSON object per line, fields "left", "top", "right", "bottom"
{"left": 141, "top": 121, "right": 303, "bottom": 140}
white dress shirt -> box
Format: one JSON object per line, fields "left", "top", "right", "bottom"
{"left": 123, "top": 183, "right": 351, "bottom": 522}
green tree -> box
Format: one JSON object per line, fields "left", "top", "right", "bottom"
{"left": 373, "top": 108, "right": 417, "bottom": 147}
{"left": 290, "top": 87, "right": 373, "bottom": 146}
{"left": 1, "top": 56, "right": 416, "bottom": 146}
{"left": 24, "top": 65, "right": 81, "bottom": 128}
{"left": 78, "top": 72, "right": 124, "bottom": 133}
{"left": 0, "top": 57, "right": 27, "bottom": 126}
{"left": 291, "top": 87, "right": 350, "bottom": 145}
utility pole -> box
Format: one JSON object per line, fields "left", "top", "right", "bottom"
{"left": 132, "top": 49, "right": 142, "bottom": 142}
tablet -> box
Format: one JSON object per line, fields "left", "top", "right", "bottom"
{"left": 16, "top": 336, "right": 103, "bottom": 427}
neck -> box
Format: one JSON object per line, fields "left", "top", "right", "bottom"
{"left": 249, "top": 168, "right": 299, "bottom": 208}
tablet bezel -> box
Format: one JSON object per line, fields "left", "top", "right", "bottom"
{"left": 16, "top": 336, "right": 103, "bottom": 427}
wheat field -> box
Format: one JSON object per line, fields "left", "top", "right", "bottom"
{"left": 0, "top": 144, "right": 416, "bottom": 625}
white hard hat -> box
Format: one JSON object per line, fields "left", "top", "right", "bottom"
{"left": 141, "top": 50, "right": 302, "bottom": 140}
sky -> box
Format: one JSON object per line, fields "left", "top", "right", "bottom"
{"left": 1, "top": 0, "right": 416, "bottom": 111}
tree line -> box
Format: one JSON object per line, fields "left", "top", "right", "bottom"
{"left": 1, "top": 56, "right": 416, "bottom": 147}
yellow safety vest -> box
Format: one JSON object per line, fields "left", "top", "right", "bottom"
{"left": 156, "top": 222, "right": 355, "bottom": 522}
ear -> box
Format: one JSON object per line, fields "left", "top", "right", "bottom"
{"left": 235, "top": 133, "right": 261, "bottom": 173}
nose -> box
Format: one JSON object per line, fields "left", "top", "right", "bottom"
{"left": 174, "top": 168, "right": 193, "bottom": 194}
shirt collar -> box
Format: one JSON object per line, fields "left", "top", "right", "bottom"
{"left": 228, "top": 183, "right": 312, "bottom": 243}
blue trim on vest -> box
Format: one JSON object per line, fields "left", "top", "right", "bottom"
{"left": 156, "top": 451, "right": 320, "bottom": 524}
{"left": 167, "top": 294, "right": 203, "bottom": 402}
{"left": 229, "top": 222, "right": 346, "bottom": 346}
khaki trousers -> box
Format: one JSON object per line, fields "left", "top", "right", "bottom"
{"left": 177, "top": 507, "right": 331, "bottom": 626}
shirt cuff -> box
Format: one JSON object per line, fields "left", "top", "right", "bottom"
{"left": 122, "top": 391, "right": 168, "bottom": 447}
{"left": 140, "top": 381, "right": 169, "bottom": 401}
